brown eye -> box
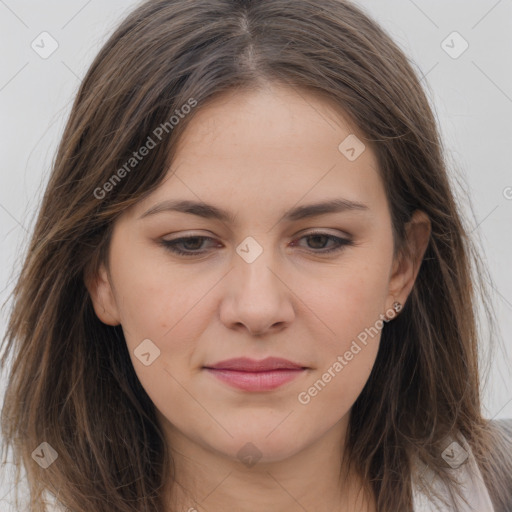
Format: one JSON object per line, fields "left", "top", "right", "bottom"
{"left": 160, "top": 232, "right": 353, "bottom": 258}
{"left": 291, "top": 232, "right": 354, "bottom": 254}
{"left": 160, "top": 236, "right": 219, "bottom": 256}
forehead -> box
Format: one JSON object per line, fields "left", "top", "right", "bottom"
{"left": 130, "top": 84, "right": 386, "bottom": 223}
{"left": 175, "top": 84, "right": 366, "bottom": 156}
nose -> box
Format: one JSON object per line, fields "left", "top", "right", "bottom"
{"left": 218, "top": 245, "right": 296, "bottom": 337}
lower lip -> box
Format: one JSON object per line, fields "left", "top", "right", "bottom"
{"left": 204, "top": 368, "right": 306, "bottom": 391}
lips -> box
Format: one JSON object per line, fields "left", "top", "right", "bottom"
{"left": 204, "top": 357, "right": 306, "bottom": 372}
{"left": 203, "top": 357, "right": 308, "bottom": 392}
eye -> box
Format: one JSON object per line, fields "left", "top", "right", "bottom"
{"left": 290, "top": 231, "right": 354, "bottom": 254}
{"left": 160, "top": 231, "right": 354, "bottom": 257}
{"left": 160, "top": 236, "right": 220, "bottom": 256}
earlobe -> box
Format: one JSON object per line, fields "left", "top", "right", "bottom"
{"left": 84, "top": 263, "right": 121, "bottom": 326}
{"left": 387, "top": 210, "right": 431, "bottom": 310}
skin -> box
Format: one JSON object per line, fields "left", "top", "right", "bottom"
{"left": 87, "top": 83, "right": 431, "bottom": 512}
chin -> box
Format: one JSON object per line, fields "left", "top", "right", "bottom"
{"left": 209, "top": 428, "right": 309, "bottom": 466}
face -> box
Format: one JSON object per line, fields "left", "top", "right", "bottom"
{"left": 88, "top": 83, "right": 428, "bottom": 466}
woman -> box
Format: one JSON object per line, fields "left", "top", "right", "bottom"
{"left": 1, "top": 0, "right": 511, "bottom": 511}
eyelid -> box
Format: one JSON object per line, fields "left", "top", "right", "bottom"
{"left": 159, "top": 229, "right": 354, "bottom": 257}
{"left": 160, "top": 229, "right": 352, "bottom": 244}
{"left": 298, "top": 227, "right": 352, "bottom": 238}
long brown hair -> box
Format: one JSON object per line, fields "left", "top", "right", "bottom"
{"left": 1, "top": 0, "right": 511, "bottom": 510}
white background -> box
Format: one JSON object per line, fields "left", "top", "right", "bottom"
{"left": 1, "top": 0, "right": 511, "bottom": 508}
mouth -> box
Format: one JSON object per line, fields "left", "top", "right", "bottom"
{"left": 202, "top": 357, "right": 309, "bottom": 392}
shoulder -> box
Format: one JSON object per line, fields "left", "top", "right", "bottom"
{"left": 411, "top": 422, "right": 512, "bottom": 512}
{"left": 491, "top": 417, "right": 512, "bottom": 439}
{"left": 485, "top": 418, "right": 512, "bottom": 511}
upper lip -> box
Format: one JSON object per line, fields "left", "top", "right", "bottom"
{"left": 203, "top": 357, "right": 307, "bottom": 372}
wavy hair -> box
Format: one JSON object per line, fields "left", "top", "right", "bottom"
{"left": 1, "top": 0, "right": 511, "bottom": 510}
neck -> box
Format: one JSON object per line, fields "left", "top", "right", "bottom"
{"left": 159, "top": 415, "right": 375, "bottom": 512}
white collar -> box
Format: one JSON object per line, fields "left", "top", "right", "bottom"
{"left": 411, "top": 431, "right": 495, "bottom": 511}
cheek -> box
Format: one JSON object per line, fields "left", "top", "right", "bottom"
{"left": 110, "top": 239, "right": 210, "bottom": 342}
{"left": 301, "top": 249, "right": 392, "bottom": 350}
{"left": 294, "top": 241, "right": 392, "bottom": 410}
{"left": 295, "top": 280, "right": 386, "bottom": 425}
{"left": 110, "top": 250, "right": 217, "bottom": 411}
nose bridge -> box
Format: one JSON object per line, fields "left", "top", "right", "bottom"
{"left": 220, "top": 234, "right": 294, "bottom": 335}
{"left": 234, "top": 234, "right": 281, "bottom": 295}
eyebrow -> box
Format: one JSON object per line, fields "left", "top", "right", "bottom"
{"left": 138, "top": 198, "right": 369, "bottom": 224}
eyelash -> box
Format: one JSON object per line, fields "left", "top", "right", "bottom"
{"left": 159, "top": 232, "right": 354, "bottom": 257}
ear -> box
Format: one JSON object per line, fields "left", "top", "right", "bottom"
{"left": 386, "top": 210, "right": 431, "bottom": 310}
{"left": 84, "top": 262, "right": 121, "bottom": 326}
